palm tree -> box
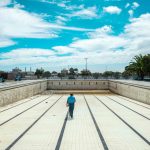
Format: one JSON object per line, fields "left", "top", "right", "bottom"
{"left": 130, "top": 54, "right": 145, "bottom": 80}
{"left": 143, "top": 54, "right": 150, "bottom": 76}
{"left": 35, "top": 68, "right": 44, "bottom": 79}
{"left": 124, "top": 54, "right": 150, "bottom": 80}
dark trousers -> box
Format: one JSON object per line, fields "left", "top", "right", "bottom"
{"left": 68, "top": 103, "right": 74, "bottom": 118}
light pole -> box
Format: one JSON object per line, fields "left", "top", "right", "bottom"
{"left": 85, "top": 58, "right": 88, "bottom": 71}
{"left": 84, "top": 58, "right": 88, "bottom": 79}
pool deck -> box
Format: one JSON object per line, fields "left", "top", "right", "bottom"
{"left": 110, "top": 80, "right": 150, "bottom": 88}
{"left": 0, "top": 79, "right": 150, "bottom": 89}
{"left": 0, "top": 94, "right": 150, "bottom": 150}
{"left": 0, "top": 80, "right": 44, "bottom": 90}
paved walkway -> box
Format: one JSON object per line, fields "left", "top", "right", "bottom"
{"left": 0, "top": 94, "right": 150, "bottom": 150}
{"left": 0, "top": 80, "right": 44, "bottom": 89}
{"left": 111, "top": 80, "right": 150, "bottom": 88}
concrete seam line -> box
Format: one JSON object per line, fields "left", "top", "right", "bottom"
{"left": 106, "top": 96, "right": 150, "bottom": 120}
{"left": 94, "top": 95, "right": 150, "bottom": 146}
{"left": 55, "top": 112, "right": 68, "bottom": 150}
{"left": 5, "top": 95, "right": 63, "bottom": 150}
{"left": 84, "top": 95, "right": 109, "bottom": 150}
{"left": 0, "top": 95, "right": 53, "bottom": 126}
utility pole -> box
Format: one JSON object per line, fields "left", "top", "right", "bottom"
{"left": 105, "top": 65, "right": 108, "bottom": 72}
{"left": 84, "top": 58, "right": 88, "bottom": 79}
{"left": 85, "top": 58, "right": 88, "bottom": 71}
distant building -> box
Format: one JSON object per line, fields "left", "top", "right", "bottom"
{"left": 61, "top": 68, "right": 68, "bottom": 76}
{"left": 24, "top": 71, "right": 37, "bottom": 80}
{"left": 51, "top": 71, "right": 58, "bottom": 78}
{"left": 12, "top": 67, "right": 22, "bottom": 73}
{"left": 7, "top": 67, "right": 37, "bottom": 80}
{"left": 7, "top": 67, "right": 23, "bottom": 80}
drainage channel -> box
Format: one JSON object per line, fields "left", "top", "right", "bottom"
{"left": 84, "top": 95, "right": 109, "bottom": 150}
{"left": 55, "top": 112, "right": 68, "bottom": 150}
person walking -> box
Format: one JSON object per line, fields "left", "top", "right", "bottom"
{"left": 66, "top": 94, "right": 76, "bottom": 119}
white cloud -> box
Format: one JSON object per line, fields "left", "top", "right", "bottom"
{"left": 48, "top": 14, "right": 150, "bottom": 66}
{"left": 68, "top": 6, "right": 98, "bottom": 19}
{"left": 1, "top": 10, "right": 150, "bottom": 71}
{"left": 52, "top": 46, "right": 76, "bottom": 54}
{"left": 0, "top": 48, "right": 55, "bottom": 58}
{"left": 55, "top": 16, "right": 68, "bottom": 25}
{"left": 132, "top": 2, "right": 139, "bottom": 9}
{"left": 39, "top": 0, "right": 79, "bottom": 11}
{"left": 14, "top": 3, "right": 25, "bottom": 9}
{"left": 0, "top": 7, "right": 57, "bottom": 38}
{"left": 0, "top": 38, "right": 16, "bottom": 48}
{"left": 0, "top": 0, "right": 11, "bottom": 7}
{"left": 50, "top": 25, "right": 126, "bottom": 57}
{"left": 0, "top": 7, "right": 93, "bottom": 48}
{"left": 125, "top": 14, "right": 150, "bottom": 38}
{"left": 39, "top": 1, "right": 97, "bottom": 19}
{"left": 87, "top": 25, "right": 112, "bottom": 38}
{"left": 0, "top": 48, "right": 56, "bottom": 66}
{"left": 69, "top": 36, "right": 126, "bottom": 53}
{"left": 128, "top": 10, "right": 134, "bottom": 17}
{"left": 127, "top": 2, "right": 140, "bottom": 17}
{"left": 0, "top": 6, "right": 93, "bottom": 37}
{"left": 103, "top": 6, "right": 122, "bottom": 14}
{"left": 40, "top": 0, "right": 57, "bottom": 4}
{"left": 125, "top": 3, "right": 130, "bottom": 8}
{"left": 47, "top": 24, "right": 93, "bottom": 31}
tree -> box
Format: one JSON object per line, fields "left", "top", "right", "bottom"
{"left": 122, "top": 66, "right": 133, "bottom": 79}
{"left": 61, "top": 69, "right": 68, "bottom": 77}
{"left": 69, "top": 68, "right": 75, "bottom": 75}
{"left": 35, "top": 68, "right": 44, "bottom": 79}
{"left": 143, "top": 54, "right": 150, "bottom": 76}
{"left": 113, "top": 72, "right": 121, "bottom": 79}
{"left": 57, "top": 73, "right": 62, "bottom": 79}
{"left": 42, "top": 71, "right": 51, "bottom": 78}
{"left": 130, "top": 54, "right": 145, "bottom": 80}
{"left": 125, "top": 54, "right": 145, "bottom": 80}
{"left": 102, "top": 71, "right": 114, "bottom": 79}
{"left": 123, "top": 54, "right": 150, "bottom": 80}
{"left": 52, "top": 71, "right": 57, "bottom": 74}
{"left": 92, "top": 72, "right": 100, "bottom": 79}
{"left": 51, "top": 71, "right": 58, "bottom": 78}
{"left": 68, "top": 68, "right": 78, "bottom": 79}
{"left": 81, "top": 69, "right": 91, "bottom": 78}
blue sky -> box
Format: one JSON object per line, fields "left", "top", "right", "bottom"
{"left": 0, "top": 0, "right": 150, "bottom": 72}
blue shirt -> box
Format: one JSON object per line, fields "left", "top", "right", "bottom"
{"left": 67, "top": 96, "right": 76, "bottom": 104}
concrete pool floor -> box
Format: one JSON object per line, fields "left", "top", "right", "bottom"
{"left": 0, "top": 94, "right": 150, "bottom": 150}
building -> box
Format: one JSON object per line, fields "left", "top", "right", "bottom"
{"left": 7, "top": 67, "right": 24, "bottom": 80}
{"left": 24, "top": 71, "right": 37, "bottom": 80}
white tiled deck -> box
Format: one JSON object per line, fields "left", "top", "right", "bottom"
{"left": 0, "top": 94, "right": 150, "bottom": 150}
